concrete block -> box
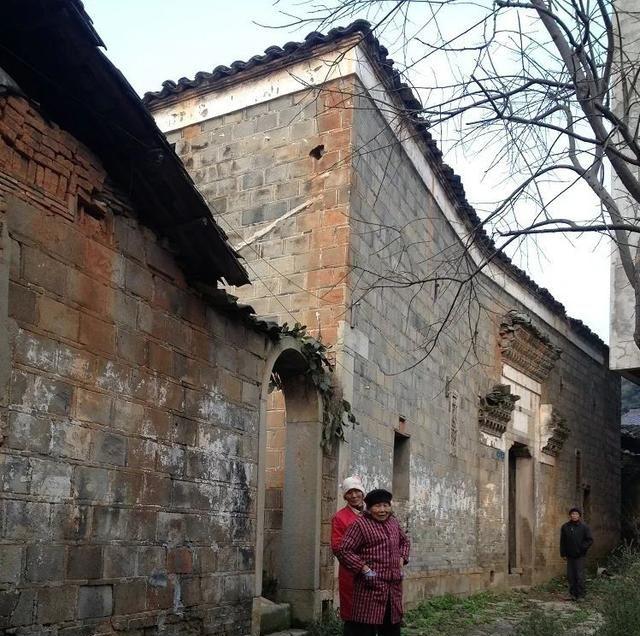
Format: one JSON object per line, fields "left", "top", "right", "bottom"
{"left": 13, "top": 329, "right": 57, "bottom": 372}
{"left": 0, "top": 590, "right": 19, "bottom": 625}
{"left": 241, "top": 172, "right": 265, "bottom": 190}
{"left": 0, "top": 454, "right": 30, "bottom": 493}
{"left": 57, "top": 345, "right": 95, "bottom": 382}
{"left": 127, "top": 437, "right": 157, "bottom": 471}
{"left": 77, "top": 584, "right": 113, "bottom": 619}
{"left": 95, "top": 359, "right": 132, "bottom": 394}
{"left": 50, "top": 419, "right": 91, "bottom": 461}
{"left": 74, "top": 466, "right": 110, "bottom": 501}
{"left": 111, "top": 470, "right": 143, "bottom": 505}
{"left": 25, "top": 544, "right": 64, "bottom": 582}
{"left": 112, "top": 290, "right": 138, "bottom": 329}
{"left": 142, "top": 473, "right": 170, "bottom": 507}
{"left": 30, "top": 457, "right": 72, "bottom": 498}
{"left": 50, "top": 504, "right": 91, "bottom": 541}
{"left": 167, "top": 547, "right": 193, "bottom": 574}
{"left": 116, "top": 328, "right": 147, "bottom": 365}
{"left": 125, "top": 259, "right": 153, "bottom": 300}
{"left": 79, "top": 313, "right": 115, "bottom": 354}
{"left": 37, "top": 295, "right": 79, "bottom": 340}
{"left": 103, "top": 545, "right": 137, "bottom": 579}
{"left": 148, "top": 341, "right": 172, "bottom": 375}
{"left": 75, "top": 387, "right": 111, "bottom": 425}
{"left": 68, "top": 269, "right": 109, "bottom": 313}
{"left": 8, "top": 589, "right": 36, "bottom": 626}
{"left": 181, "top": 576, "right": 202, "bottom": 607}
{"left": 94, "top": 431, "right": 126, "bottom": 466}
{"left": 8, "top": 281, "right": 38, "bottom": 324}
{"left": 112, "top": 398, "right": 145, "bottom": 435}
{"left": 136, "top": 545, "right": 165, "bottom": 577}
{"left": 0, "top": 545, "right": 22, "bottom": 583}
{"left": 36, "top": 587, "right": 77, "bottom": 625}
{"left": 113, "top": 579, "right": 147, "bottom": 615}
{"left": 146, "top": 571, "right": 173, "bottom": 610}
{"left": 67, "top": 545, "right": 102, "bottom": 580}
{"left": 23, "top": 245, "right": 67, "bottom": 295}
{"left": 11, "top": 370, "right": 73, "bottom": 416}
{"left": 200, "top": 574, "right": 223, "bottom": 604}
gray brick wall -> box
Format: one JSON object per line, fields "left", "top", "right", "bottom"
{"left": 156, "top": 68, "right": 619, "bottom": 604}
{"left": 347, "top": 79, "right": 619, "bottom": 598}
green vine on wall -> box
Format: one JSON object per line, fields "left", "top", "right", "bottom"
{"left": 270, "top": 322, "right": 358, "bottom": 450}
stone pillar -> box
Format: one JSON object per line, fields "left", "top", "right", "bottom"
{"left": 279, "top": 378, "right": 323, "bottom": 624}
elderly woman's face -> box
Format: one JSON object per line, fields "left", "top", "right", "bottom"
{"left": 369, "top": 501, "right": 392, "bottom": 521}
{"left": 345, "top": 488, "right": 364, "bottom": 509}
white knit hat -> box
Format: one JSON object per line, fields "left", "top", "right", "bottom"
{"left": 341, "top": 476, "right": 365, "bottom": 496}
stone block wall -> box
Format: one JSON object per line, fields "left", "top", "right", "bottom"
{"left": 153, "top": 66, "right": 620, "bottom": 605}
{"left": 168, "top": 78, "right": 354, "bottom": 345}
{"left": 346, "top": 79, "right": 620, "bottom": 597}
{"left": 0, "top": 94, "right": 270, "bottom": 635}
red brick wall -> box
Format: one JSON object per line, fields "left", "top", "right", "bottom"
{"left": 0, "top": 95, "right": 268, "bottom": 634}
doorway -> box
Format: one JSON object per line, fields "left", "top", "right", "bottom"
{"left": 508, "top": 443, "right": 534, "bottom": 581}
{"left": 255, "top": 345, "right": 324, "bottom": 628}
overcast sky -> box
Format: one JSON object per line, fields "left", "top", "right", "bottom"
{"left": 83, "top": 0, "right": 611, "bottom": 342}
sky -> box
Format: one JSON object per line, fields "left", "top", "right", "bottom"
{"left": 83, "top": 0, "right": 612, "bottom": 341}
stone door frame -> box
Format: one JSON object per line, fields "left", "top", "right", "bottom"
{"left": 253, "top": 337, "right": 324, "bottom": 633}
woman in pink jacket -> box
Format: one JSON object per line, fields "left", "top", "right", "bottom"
{"left": 337, "top": 489, "right": 410, "bottom": 636}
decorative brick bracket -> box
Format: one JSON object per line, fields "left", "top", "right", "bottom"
{"left": 540, "top": 404, "right": 570, "bottom": 456}
{"left": 499, "top": 310, "right": 561, "bottom": 382}
{"left": 478, "top": 384, "right": 520, "bottom": 437}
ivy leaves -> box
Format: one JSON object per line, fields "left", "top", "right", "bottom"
{"left": 273, "top": 322, "right": 359, "bottom": 450}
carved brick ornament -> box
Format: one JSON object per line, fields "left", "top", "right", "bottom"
{"left": 499, "top": 311, "right": 561, "bottom": 382}
{"left": 540, "top": 406, "right": 570, "bottom": 456}
{"left": 478, "top": 384, "right": 520, "bottom": 437}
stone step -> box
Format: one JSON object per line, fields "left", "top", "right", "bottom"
{"left": 259, "top": 597, "right": 292, "bottom": 636}
{"left": 262, "top": 630, "right": 308, "bottom": 636}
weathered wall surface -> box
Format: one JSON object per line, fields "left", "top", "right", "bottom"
{"left": 154, "top": 66, "right": 620, "bottom": 605}
{"left": 346, "top": 79, "right": 620, "bottom": 598}
{"left": 166, "top": 88, "right": 350, "bottom": 606}
{"left": 0, "top": 94, "right": 269, "bottom": 635}
{"left": 167, "top": 78, "right": 353, "bottom": 345}
{"left": 350, "top": 83, "right": 619, "bottom": 600}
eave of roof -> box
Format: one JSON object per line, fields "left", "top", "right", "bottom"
{"left": 1, "top": 0, "right": 249, "bottom": 287}
{"left": 144, "top": 19, "right": 607, "bottom": 352}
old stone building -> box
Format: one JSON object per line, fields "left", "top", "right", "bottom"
{"left": 145, "top": 19, "right": 621, "bottom": 618}
{"left": 0, "top": 2, "right": 339, "bottom": 635}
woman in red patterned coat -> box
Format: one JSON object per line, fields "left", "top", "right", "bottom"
{"left": 331, "top": 476, "right": 366, "bottom": 627}
{"left": 337, "top": 489, "right": 410, "bottom": 636}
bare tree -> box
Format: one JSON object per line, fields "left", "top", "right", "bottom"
{"left": 278, "top": 0, "right": 640, "bottom": 348}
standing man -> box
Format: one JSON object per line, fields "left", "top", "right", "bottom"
{"left": 337, "top": 489, "right": 410, "bottom": 636}
{"left": 560, "top": 507, "right": 593, "bottom": 601}
{"left": 332, "top": 476, "right": 366, "bottom": 630}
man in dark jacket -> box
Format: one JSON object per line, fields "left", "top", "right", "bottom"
{"left": 560, "top": 507, "right": 593, "bottom": 601}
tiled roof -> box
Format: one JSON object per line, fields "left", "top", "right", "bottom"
{"left": 144, "top": 20, "right": 606, "bottom": 352}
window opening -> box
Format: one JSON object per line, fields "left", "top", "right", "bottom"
{"left": 392, "top": 431, "right": 410, "bottom": 501}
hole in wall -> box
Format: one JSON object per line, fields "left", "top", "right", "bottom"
{"left": 490, "top": 570, "right": 495, "bottom": 583}
{"left": 309, "top": 144, "right": 326, "bottom": 160}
